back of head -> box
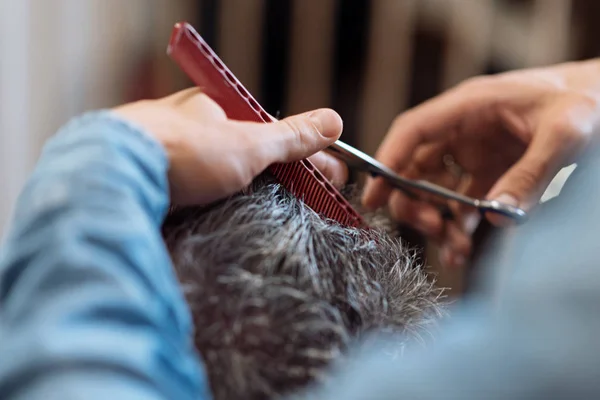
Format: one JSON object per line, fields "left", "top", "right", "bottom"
{"left": 163, "top": 176, "right": 445, "bottom": 400}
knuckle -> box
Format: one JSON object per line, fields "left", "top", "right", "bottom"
{"left": 389, "top": 112, "right": 412, "bottom": 135}
{"left": 390, "top": 113, "right": 406, "bottom": 128}
{"left": 547, "top": 116, "right": 585, "bottom": 149}
{"left": 134, "top": 99, "right": 154, "bottom": 108}
{"left": 192, "top": 93, "right": 212, "bottom": 107}
{"left": 457, "top": 75, "right": 494, "bottom": 92}
{"left": 543, "top": 91, "right": 600, "bottom": 155}
{"left": 178, "top": 90, "right": 227, "bottom": 118}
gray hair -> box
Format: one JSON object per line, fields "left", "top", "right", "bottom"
{"left": 162, "top": 175, "right": 445, "bottom": 400}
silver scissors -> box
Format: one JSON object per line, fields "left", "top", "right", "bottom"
{"left": 327, "top": 141, "right": 528, "bottom": 224}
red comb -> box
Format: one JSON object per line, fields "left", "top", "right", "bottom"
{"left": 167, "top": 22, "right": 364, "bottom": 227}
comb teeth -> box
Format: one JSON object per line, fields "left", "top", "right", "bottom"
{"left": 167, "top": 22, "right": 365, "bottom": 228}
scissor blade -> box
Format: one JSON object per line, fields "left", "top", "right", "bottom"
{"left": 326, "top": 141, "right": 528, "bottom": 224}
{"left": 327, "top": 141, "right": 477, "bottom": 207}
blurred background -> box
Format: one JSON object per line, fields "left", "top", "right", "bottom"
{"left": 1, "top": 0, "right": 597, "bottom": 292}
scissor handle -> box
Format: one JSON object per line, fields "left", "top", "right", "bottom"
{"left": 328, "top": 141, "right": 529, "bottom": 225}
{"left": 477, "top": 200, "right": 528, "bottom": 224}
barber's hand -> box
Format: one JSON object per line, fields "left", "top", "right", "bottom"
{"left": 114, "top": 88, "right": 346, "bottom": 205}
{"left": 363, "top": 59, "right": 600, "bottom": 268}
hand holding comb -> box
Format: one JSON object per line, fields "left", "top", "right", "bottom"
{"left": 167, "top": 22, "right": 365, "bottom": 228}
{"left": 167, "top": 22, "right": 527, "bottom": 227}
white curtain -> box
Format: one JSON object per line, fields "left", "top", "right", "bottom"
{"left": 0, "top": 0, "right": 574, "bottom": 238}
{"left": 0, "top": 0, "right": 193, "bottom": 236}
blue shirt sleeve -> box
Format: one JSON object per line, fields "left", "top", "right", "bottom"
{"left": 5, "top": 110, "right": 600, "bottom": 400}
{"left": 0, "top": 112, "right": 212, "bottom": 400}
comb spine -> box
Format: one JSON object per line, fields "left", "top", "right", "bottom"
{"left": 167, "top": 22, "right": 364, "bottom": 228}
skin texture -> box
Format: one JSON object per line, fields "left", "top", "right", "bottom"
{"left": 113, "top": 88, "right": 349, "bottom": 205}
{"left": 362, "top": 59, "right": 600, "bottom": 268}
{"left": 162, "top": 175, "right": 445, "bottom": 400}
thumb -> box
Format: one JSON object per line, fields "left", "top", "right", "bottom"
{"left": 241, "top": 108, "right": 343, "bottom": 165}
{"left": 486, "top": 124, "right": 577, "bottom": 226}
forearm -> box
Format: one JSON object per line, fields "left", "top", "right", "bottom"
{"left": 0, "top": 112, "right": 210, "bottom": 399}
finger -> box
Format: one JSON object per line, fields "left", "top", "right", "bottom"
{"left": 362, "top": 142, "right": 450, "bottom": 210}
{"left": 308, "top": 151, "right": 349, "bottom": 188}
{"left": 376, "top": 89, "right": 477, "bottom": 171}
{"left": 388, "top": 191, "right": 444, "bottom": 238}
{"left": 439, "top": 228, "right": 470, "bottom": 268}
{"left": 486, "top": 114, "right": 587, "bottom": 225}
{"left": 235, "top": 108, "right": 343, "bottom": 169}
{"left": 446, "top": 211, "right": 479, "bottom": 254}
{"left": 412, "top": 141, "right": 452, "bottom": 174}
{"left": 376, "top": 141, "right": 464, "bottom": 234}
{"left": 363, "top": 81, "right": 489, "bottom": 209}
{"left": 398, "top": 150, "right": 466, "bottom": 206}
{"left": 439, "top": 209, "right": 479, "bottom": 269}
{"left": 362, "top": 176, "right": 394, "bottom": 210}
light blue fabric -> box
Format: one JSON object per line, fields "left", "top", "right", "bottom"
{"left": 0, "top": 112, "right": 211, "bottom": 399}
{"left": 2, "top": 111, "right": 600, "bottom": 399}
{"left": 303, "top": 146, "right": 600, "bottom": 399}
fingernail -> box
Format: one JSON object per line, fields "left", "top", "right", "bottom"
{"left": 439, "top": 247, "right": 452, "bottom": 268}
{"left": 309, "top": 109, "right": 343, "bottom": 138}
{"left": 463, "top": 212, "right": 481, "bottom": 234}
{"left": 494, "top": 193, "right": 518, "bottom": 206}
{"left": 453, "top": 253, "right": 466, "bottom": 267}
{"left": 489, "top": 193, "right": 519, "bottom": 226}
{"left": 440, "top": 247, "right": 466, "bottom": 269}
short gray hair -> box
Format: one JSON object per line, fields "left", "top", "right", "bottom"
{"left": 163, "top": 175, "right": 445, "bottom": 400}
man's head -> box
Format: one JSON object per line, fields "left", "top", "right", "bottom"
{"left": 163, "top": 176, "right": 444, "bottom": 400}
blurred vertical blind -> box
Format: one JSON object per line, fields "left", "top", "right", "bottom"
{"left": 181, "top": 0, "right": 575, "bottom": 156}
{"left": 1, "top": 0, "right": 594, "bottom": 290}
{"left": 162, "top": 0, "right": 577, "bottom": 292}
